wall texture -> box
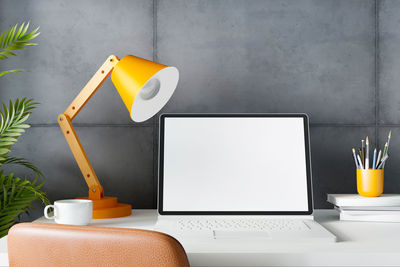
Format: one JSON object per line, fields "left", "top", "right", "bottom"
{"left": 0, "top": 0, "right": 399, "bottom": 219}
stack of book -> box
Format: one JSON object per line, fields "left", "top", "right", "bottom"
{"left": 327, "top": 194, "right": 400, "bottom": 222}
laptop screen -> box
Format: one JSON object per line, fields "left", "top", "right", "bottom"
{"left": 159, "top": 114, "right": 313, "bottom": 215}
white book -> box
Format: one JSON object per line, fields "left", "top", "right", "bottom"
{"left": 339, "top": 211, "right": 400, "bottom": 222}
{"left": 336, "top": 207, "right": 400, "bottom": 215}
{"left": 338, "top": 206, "right": 400, "bottom": 211}
{"left": 327, "top": 194, "right": 400, "bottom": 208}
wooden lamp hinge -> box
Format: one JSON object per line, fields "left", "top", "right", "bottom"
{"left": 89, "top": 185, "right": 104, "bottom": 199}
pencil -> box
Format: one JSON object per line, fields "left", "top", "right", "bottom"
{"left": 352, "top": 148, "right": 359, "bottom": 169}
{"left": 383, "top": 130, "right": 392, "bottom": 168}
{"left": 376, "top": 149, "right": 382, "bottom": 169}
{"left": 365, "top": 136, "right": 370, "bottom": 169}
{"left": 382, "top": 142, "right": 388, "bottom": 161}
{"left": 377, "top": 154, "right": 389, "bottom": 169}
{"left": 357, "top": 154, "right": 364, "bottom": 169}
{"left": 372, "top": 148, "right": 377, "bottom": 169}
{"left": 361, "top": 140, "right": 365, "bottom": 167}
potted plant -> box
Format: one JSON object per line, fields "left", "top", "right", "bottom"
{"left": 0, "top": 22, "right": 49, "bottom": 238}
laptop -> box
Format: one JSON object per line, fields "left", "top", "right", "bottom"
{"left": 155, "top": 114, "right": 336, "bottom": 243}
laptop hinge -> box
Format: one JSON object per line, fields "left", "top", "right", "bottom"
{"left": 157, "top": 214, "right": 314, "bottom": 220}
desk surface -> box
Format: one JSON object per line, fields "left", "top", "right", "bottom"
{"left": 1, "top": 209, "right": 400, "bottom": 266}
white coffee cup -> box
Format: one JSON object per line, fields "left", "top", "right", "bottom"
{"left": 44, "top": 199, "right": 93, "bottom": 225}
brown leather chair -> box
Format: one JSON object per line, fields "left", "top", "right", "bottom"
{"left": 8, "top": 223, "right": 190, "bottom": 267}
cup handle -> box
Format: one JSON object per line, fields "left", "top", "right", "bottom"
{"left": 44, "top": 205, "right": 55, "bottom": 219}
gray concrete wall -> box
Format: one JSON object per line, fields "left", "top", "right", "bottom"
{"left": 0, "top": 0, "right": 398, "bottom": 219}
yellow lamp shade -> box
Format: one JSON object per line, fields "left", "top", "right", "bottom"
{"left": 111, "top": 55, "right": 179, "bottom": 122}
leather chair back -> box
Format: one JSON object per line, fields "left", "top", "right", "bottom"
{"left": 8, "top": 223, "right": 189, "bottom": 267}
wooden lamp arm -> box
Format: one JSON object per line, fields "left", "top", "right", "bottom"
{"left": 57, "top": 55, "right": 119, "bottom": 200}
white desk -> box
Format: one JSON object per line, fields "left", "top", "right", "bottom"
{"left": 1, "top": 209, "right": 400, "bottom": 266}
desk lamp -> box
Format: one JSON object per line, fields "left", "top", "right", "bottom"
{"left": 58, "top": 55, "right": 179, "bottom": 219}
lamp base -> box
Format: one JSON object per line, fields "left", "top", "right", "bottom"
{"left": 77, "top": 196, "right": 132, "bottom": 219}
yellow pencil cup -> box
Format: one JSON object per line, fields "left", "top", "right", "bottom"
{"left": 356, "top": 169, "right": 384, "bottom": 197}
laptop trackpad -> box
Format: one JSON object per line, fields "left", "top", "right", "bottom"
{"left": 213, "top": 230, "right": 270, "bottom": 239}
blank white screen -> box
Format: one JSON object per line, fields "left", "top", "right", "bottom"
{"left": 162, "top": 117, "right": 310, "bottom": 212}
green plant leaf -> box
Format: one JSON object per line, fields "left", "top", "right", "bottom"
{"left": 0, "top": 98, "right": 38, "bottom": 163}
{"left": 0, "top": 98, "right": 39, "bottom": 186}
{"left": 0, "top": 148, "right": 10, "bottom": 155}
{"left": 1, "top": 157, "right": 44, "bottom": 178}
{"left": 0, "top": 22, "right": 40, "bottom": 77}
{"left": 0, "top": 69, "right": 25, "bottom": 77}
{"left": 0, "top": 171, "right": 48, "bottom": 238}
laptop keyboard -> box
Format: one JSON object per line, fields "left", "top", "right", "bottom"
{"left": 177, "top": 219, "right": 310, "bottom": 232}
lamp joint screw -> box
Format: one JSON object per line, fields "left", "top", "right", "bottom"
{"left": 59, "top": 118, "right": 63, "bottom": 121}
{"left": 92, "top": 189, "right": 96, "bottom": 192}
